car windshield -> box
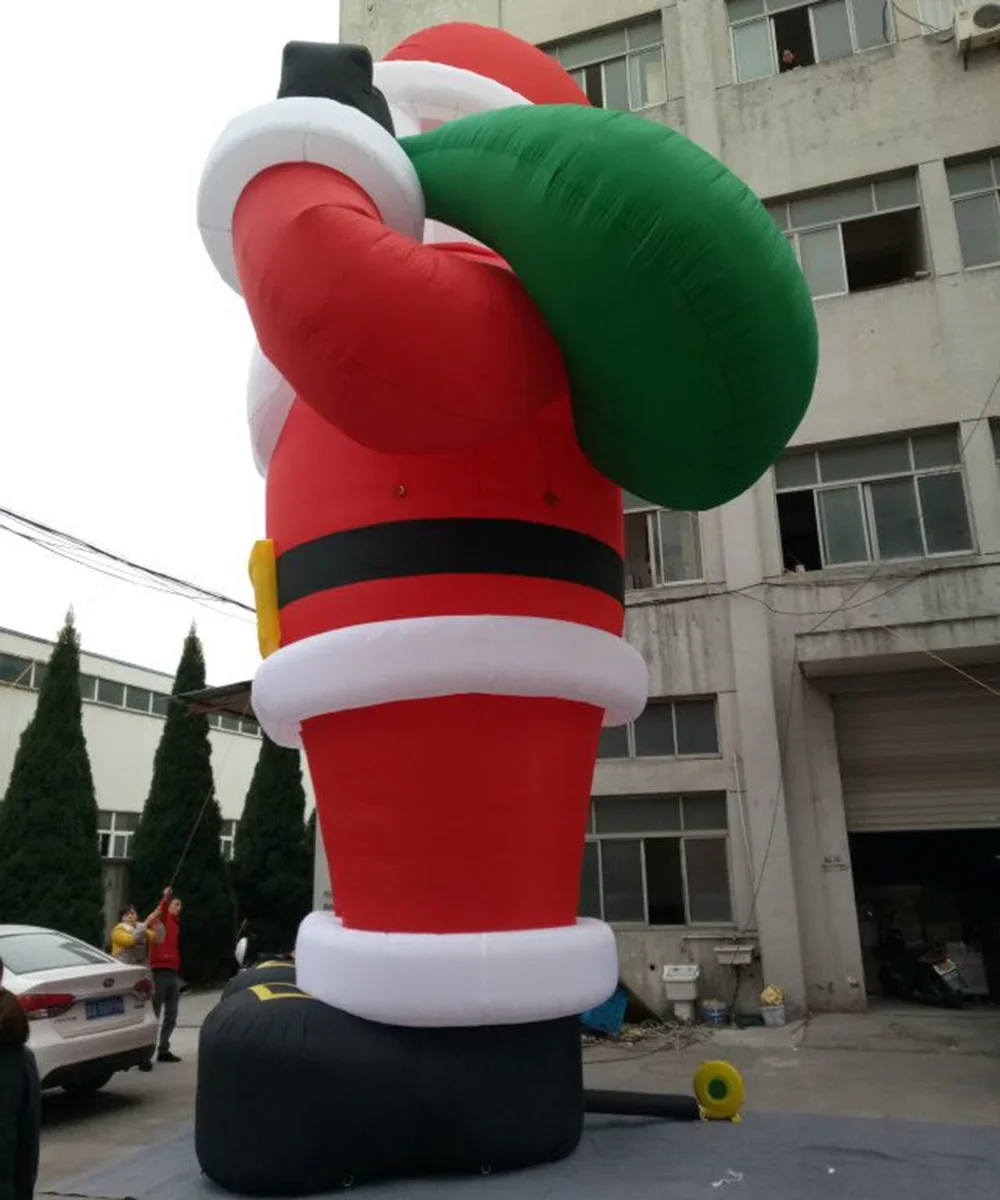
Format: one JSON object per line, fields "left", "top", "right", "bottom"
{"left": 0, "top": 932, "right": 109, "bottom": 974}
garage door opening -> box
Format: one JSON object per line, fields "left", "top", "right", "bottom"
{"left": 852, "top": 829, "right": 1000, "bottom": 1006}
{"left": 831, "top": 668, "right": 1000, "bottom": 1009}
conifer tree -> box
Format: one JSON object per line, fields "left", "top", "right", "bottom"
{"left": 129, "top": 627, "right": 235, "bottom": 982}
{"left": 232, "top": 736, "right": 311, "bottom": 958}
{"left": 0, "top": 614, "right": 104, "bottom": 945}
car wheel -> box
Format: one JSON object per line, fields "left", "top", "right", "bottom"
{"left": 62, "top": 1073, "right": 113, "bottom": 1096}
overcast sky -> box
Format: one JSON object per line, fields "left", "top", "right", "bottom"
{"left": 1, "top": 3, "right": 341, "bottom": 684}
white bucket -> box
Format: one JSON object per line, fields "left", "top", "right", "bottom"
{"left": 761, "top": 1003, "right": 786, "bottom": 1027}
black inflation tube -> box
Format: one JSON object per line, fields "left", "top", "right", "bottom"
{"left": 584, "top": 1089, "right": 702, "bottom": 1121}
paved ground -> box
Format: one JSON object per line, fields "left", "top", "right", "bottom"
{"left": 37, "top": 990, "right": 214, "bottom": 1192}
{"left": 37, "top": 995, "right": 1000, "bottom": 1195}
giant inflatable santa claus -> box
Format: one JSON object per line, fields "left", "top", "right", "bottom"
{"left": 193, "top": 22, "right": 816, "bottom": 1196}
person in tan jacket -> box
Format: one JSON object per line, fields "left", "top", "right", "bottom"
{"left": 110, "top": 889, "right": 170, "bottom": 966}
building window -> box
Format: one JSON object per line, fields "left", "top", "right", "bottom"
{"left": 151, "top": 692, "right": 171, "bottom": 717}
{"left": 98, "top": 810, "right": 138, "bottom": 860}
{"left": 220, "top": 820, "right": 238, "bottom": 861}
{"left": 580, "top": 793, "right": 732, "bottom": 925}
{"left": 623, "top": 492, "right": 703, "bottom": 589}
{"left": 96, "top": 678, "right": 126, "bottom": 707}
{"left": 0, "top": 653, "right": 33, "bottom": 688}
{"left": 547, "top": 15, "right": 666, "bottom": 110}
{"left": 598, "top": 698, "right": 720, "bottom": 760}
{"left": 775, "top": 429, "right": 974, "bottom": 570}
{"left": 125, "top": 686, "right": 152, "bottom": 714}
{"left": 946, "top": 155, "right": 1000, "bottom": 271}
{"left": 992, "top": 421, "right": 1000, "bottom": 464}
{"left": 79, "top": 674, "right": 97, "bottom": 701}
{"left": 728, "top": 0, "right": 892, "bottom": 82}
{"left": 207, "top": 711, "right": 257, "bottom": 735}
{"left": 767, "top": 174, "right": 925, "bottom": 299}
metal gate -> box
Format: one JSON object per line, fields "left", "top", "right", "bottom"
{"left": 833, "top": 668, "right": 1000, "bottom": 832}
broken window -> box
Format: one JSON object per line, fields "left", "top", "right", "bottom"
{"left": 623, "top": 493, "right": 703, "bottom": 590}
{"left": 728, "top": 0, "right": 893, "bottom": 83}
{"left": 767, "top": 173, "right": 927, "bottom": 299}
{"left": 580, "top": 793, "right": 732, "bottom": 926}
{"left": 774, "top": 429, "right": 974, "bottom": 571}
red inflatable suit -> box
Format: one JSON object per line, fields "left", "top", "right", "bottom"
{"left": 195, "top": 20, "right": 816, "bottom": 1195}
{"left": 200, "top": 26, "right": 645, "bottom": 1029}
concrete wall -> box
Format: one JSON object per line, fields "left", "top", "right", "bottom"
{"left": 340, "top": 0, "right": 1000, "bottom": 1016}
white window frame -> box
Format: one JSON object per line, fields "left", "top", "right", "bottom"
{"left": 767, "top": 175, "right": 925, "bottom": 300}
{"left": 624, "top": 501, "right": 704, "bottom": 590}
{"left": 582, "top": 793, "right": 733, "bottom": 928}
{"left": 598, "top": 697, "right": 720, "bottom": 761}
{"left": 775, "top": 430, "right": 975, "bottom": 569}
{"left": 946, "top": 154, "right": 1000, "bottom": 272}
{"left": 0, "top": 652, "right": 35, "bottom": 689}
{"left": 549, "top": 16, "right": 667, "bottom": 111}
{"left": 220, "top": 820, "right": 238, "bottom": 862}
{"left": 98, "top": 810, "right": 138, "bottom": 861}
{"left": 208, "top": 711, "right": 261, "bottom": 738}
{"left": 728, "top": 0, "right": 895, "bottom": 84}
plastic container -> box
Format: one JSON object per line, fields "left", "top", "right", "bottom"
{"left": 581, "top": 987, "right": 628, "bottom": 1036}
{"left": 761, "top": 1002, "right": 786, "bottom": 1028}
{"left": 702, "top": 999, "right": 727, "bottom": 1027}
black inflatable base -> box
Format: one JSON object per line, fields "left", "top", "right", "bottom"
{"left": 196, "top": 965, "right": 585, "bottom": 1196}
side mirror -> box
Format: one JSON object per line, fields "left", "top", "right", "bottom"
{"left": 235, "top": 936, "right": 248, "bottom": 967}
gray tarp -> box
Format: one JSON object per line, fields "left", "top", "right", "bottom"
{"left": 43, "top": 1112, "right": 1000, "bottom": 1199}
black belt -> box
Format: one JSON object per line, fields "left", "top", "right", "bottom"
{"left": 276, "top": 518, "right": 625, "bottom": 608}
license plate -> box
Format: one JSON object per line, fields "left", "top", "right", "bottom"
{"left": 85, "top": 996, "right": 125, "bottom": 1020}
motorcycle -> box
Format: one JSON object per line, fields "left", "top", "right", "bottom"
{"left": 865, "top": 906, "right": 965, "bottom": 1008}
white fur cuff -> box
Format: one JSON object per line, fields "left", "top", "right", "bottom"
{"left": 296, "top": 911, "right": 619, "bottom": 1027}
{"left": 252, "top": 614, "right": 649, "bottom": 748}
{"left": 197, "top": 96, "right": 425, "bottom": 294}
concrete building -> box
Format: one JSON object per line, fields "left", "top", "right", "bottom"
{"left": 338, "top": 0, "right": 1000, "bottom": 1015}
{"left": 0, "top": 626, "right": 315, "bottom": 930}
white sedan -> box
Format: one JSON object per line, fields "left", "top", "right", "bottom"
{"left": 0, "top": 923, "right": 158, "bottom": 1093}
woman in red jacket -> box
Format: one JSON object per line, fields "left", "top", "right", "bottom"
{"left": 149, "top": 890, "right": 183, "bottom": 1064}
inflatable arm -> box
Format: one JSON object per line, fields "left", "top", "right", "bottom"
{"left": 232, "top": 162, "right": 568, "bottom": 453}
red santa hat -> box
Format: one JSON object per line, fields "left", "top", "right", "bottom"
{"left": 378, "top": 22, "right": 588, "bottom": 119}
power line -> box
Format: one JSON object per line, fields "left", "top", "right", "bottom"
{"left": 0, "top": 505, "right": 254, "bottom": 617}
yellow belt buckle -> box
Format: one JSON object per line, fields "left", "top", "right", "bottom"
{"left": 249, "top": 540, "right": 281, "bottom": 660}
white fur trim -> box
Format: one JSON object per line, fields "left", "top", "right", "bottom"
{"left": 374, "top": 60, "right": 529, "bottom": 129}
{"left": 296, "top": 911, "right": 618, "bottom": 1027}
{"left": 374, "top": 60, "right": 528, "bottom": 247}
{"left": 387, "top": 103, "right": 420, "bottom": 139}
{"left": 247, "top": 343, "right": 296, "bottom": 475}
{"left": 423, "top": 219, "right": 484, "bottom": 247}
{"left": 252, "top": 614, "right": 648, "bottom": 748}
{"left": 197, "top": 96, "right": 425, "bottom": 294}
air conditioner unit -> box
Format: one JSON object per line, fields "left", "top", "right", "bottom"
{"left": 954, "top": 3, "right": 1000, "bottom": 52}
